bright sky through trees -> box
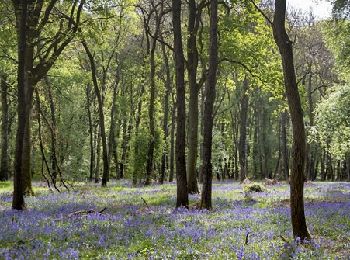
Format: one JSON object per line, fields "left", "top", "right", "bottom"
{"left": 288, "top": 0, "right": 332, "bottom": 18}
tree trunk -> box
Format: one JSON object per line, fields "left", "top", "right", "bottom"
{"left": 108, "top": 71, "right": 119, "bottom": 181}
{"left": 145, "top": 46, "right": 156, "bottom": 185}
{"left": 13, "top": 0, "right": 28, "bottom": 210}
{"left": 281, "top": 110, "right": 289, "bottom": 181}
{"left": 86, "top": 84, "right": 95, "bottom": 182}
{"left": 160, "top": 42, "right": 171, "bottom": 184}
{"left": 306, "top": 65, "right": 315, "bottom": 181}
{"left": 186, "top": 0, "right": 200, "bottom": 194}
{"left": 273, "top": 0, "right": 310, "bottom": 240}
{"left": 321, "top": 149, "right": 326, "bottom": 181}
{"left": 347, "top": 156, "right": 350, "bottom": 182}
{"left": 82, "top": 41, "right": 109, "bottom": 187}
{"left": 169, "top": 95, "right": 176, "bottom": 183}
{"left": 0, "top": 75, "right": 9, "bottom": 181}
{"left": 199, "top": 87, "right": 205, "bottom": 183}
{"left": 172, "top": 0, "right": 189, "bottom": 208}
{"left": 239, "top": 78, "right": 249, "bottom": 182}
{"left": 95, "top": 128, "right": 101, "bottom": 183}
{"left": 200, "top": 0, "right": 218, "bottom": 210}
{"left": 46, "top": 82, "right": 58, "bottom": 185}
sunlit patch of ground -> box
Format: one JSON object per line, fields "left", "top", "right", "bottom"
{"left": 0, "top": 181, "right": 349, "bottom": 259}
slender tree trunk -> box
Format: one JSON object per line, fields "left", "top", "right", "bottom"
{"left": 46, "top": 82, "right": 59, "bottom": 185}
{"left": 306, "top": 65, "right": 315, "bottom": 181}
{"left": 95, "top": 128, "right": 101, "bottom": 183}
{"left": 169, "top": 96, "right": 176, "bottom": 183}
{"left": 347, "top": 156, "right": 350, "bottom": 182}
{"left": 239, "top": 78, "right": 249, "bottom": 182}
{"left": 160, "top": 42, "right": 171, "bottom": 184}
{"left": 145, "top": 47, "right": 156, "bottom": 185}
{"left": 35, "top": 89, "right": 61, "bottom": 191}
{"left": 86, "top": 84, "right": 95, "bottom": 182}
{"left": 82, "top": 41, "right": 109, "bottom": 187}
{"left": 281, "top": 110, "right": 289, "bottom": 181}
{"left": 172, "top": 0, "right": 189, "bottom": 208}
{"left": 0, "top": 75, "right": 9, "bottom": 181}
{"left": 199, "top": 87, "right": 205, "bottom": 183}
{"left": 200, "top": 0, "right": 218, "bottom": 210}
{"left": 108, "top": 72, "right": 119, "bottom": 181}
{"left": 132, "top": 82, "right": 144, "bottom": 185}
{"left": 273, "top": 0, "right": 310, "bottom": 239}
{"left": 321, "top": 149, "right": 326, "bottom": 181}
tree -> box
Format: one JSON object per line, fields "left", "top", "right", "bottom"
{"left": 272, "top": 0, "right": 310, "bottom": 239}
{"left": 200, "top": 0, "right": 218, "bottom": 210}
{"left": 82, "top": 40, "right": 110, "bottom": 187}
{"left": 186, "top": 0, "right": 206, "bottom": 194}
{"left": 11, "top": 0, "right": 84, "bottom": 201}
{"left": 172, "top": 0, "right": 189, "bottom": 208}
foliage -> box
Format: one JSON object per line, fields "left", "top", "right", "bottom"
{"left": 313, "top": 84, "right": 350, "bottom": 159}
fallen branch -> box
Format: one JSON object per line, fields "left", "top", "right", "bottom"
{"left": 280, "top": 235, "right": 289, "bottom": 243}
{"left": 245, "top": 232, "right": 250, "bottom": 245}
{"left": 141, "top": 197, "right": 149, "bottom": 208}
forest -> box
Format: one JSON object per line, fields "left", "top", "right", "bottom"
{"left": 0, "top": 0, "right": 350, "bottom": 259}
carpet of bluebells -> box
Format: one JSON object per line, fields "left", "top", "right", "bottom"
{"left": 0, "top": 181, "right": 349, "bottom": 259}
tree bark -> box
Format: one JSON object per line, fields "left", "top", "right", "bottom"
{"left": 145, "top": 45, "right": 156, "bottom": 185}
{"left": 12, "top": 0, "right": 84, "bottom": 204}
{"left": 281, "top": 110, "right": 289, "bottom": 181}
{"left": 239, "top": 78, "right": 249, "bottom": 182}
{"left": 86, "top": 84, "right": 95, "bottom": 182}
{"left": 172, "top": 0, "right": 189, "bottom": 208}
{"left": 273, "top": 0, "right": 310, "bottom": 240}
{"left": 306, "top": 65, "right": 315, "bottom": 181}
{"left": 0, "top": 75, "right": 9, "bottom": 181}
{"left": 82, "top": 41, "right": 109, "bottom": 187}
{"left": 186, "top": 0, "right": 201, "bottom": 194}
{"left": 160, "top": 41, "right": 171, "bottom": 184}
{"left": 200, "top": 0, "right": 218, "bottom": 210}
{"left": 169, "top": 94, "right": 176, "bottom": 183}
{"left": 12, "top": 0, "right": 28, "bottom": 210}
{"left": 108, "top": 69, "right": 120, "bottom": 181}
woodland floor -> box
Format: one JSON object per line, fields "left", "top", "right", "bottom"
{"left": 0, "top": 180, "right": 349, "bottom": 259}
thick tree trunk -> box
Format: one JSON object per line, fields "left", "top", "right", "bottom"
{"left": 186, "top": 0, "right": 200, "bottom": 194}
{"left": 0, "top": 75, "right": 9, "bottom": 181}
{"left": 200, "top": 0, "right": 218, "bottom": 210}
{"left": 238, "top": 78, "right": 249, "bottom": 182}
{"left": 173, "top": 0, "right": 189, "bottom": 208}
{"left": 273, "top": 0, "right": 310, "bottom": 240}
{"left": 13, "top": 0, "right": 28, "bottom": 210}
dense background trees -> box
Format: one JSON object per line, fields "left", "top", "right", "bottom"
{"left": 1, "top": 0, "right": 350, "bottom": 239}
